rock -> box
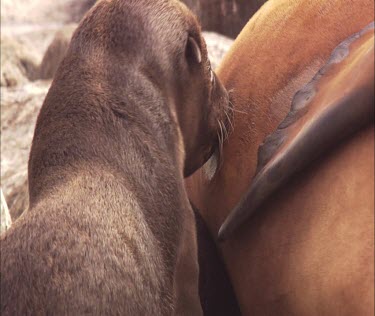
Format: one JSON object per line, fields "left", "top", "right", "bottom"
{"left": 1, "top": 0, "right": 96, "bottom": 25}
{"left": 38, "top": 24, "right": 77, "bottom": 80}
{"left": 1, "top": 189, "right": 12, "bottom": 234}
{"left": 182, "top": 0, "right": 267, "bottom": 38}
{"left": 1, "top": 0, "right": 261, "bottom": 39}
{"left": 2, "top": 25, "right": 66, "bottom": 67}
{"left": 1, "top": 35, "right": 39, "bottom": 87}
{"left": 1, "top": 80, "right": 51, "bottom": 220}
{"left": 68, "top": 0, "right": 97, "bottom": 23}
{"left": 203, "top": 32, "right": 233, "bottom": 69}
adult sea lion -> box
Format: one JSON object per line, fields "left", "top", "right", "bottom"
{"left": 0, "top": 0, "right": 230, "bottom": 315}
{"left": 186, "top": 0, "right": 374, "bottom": 314}
{"left": 219, "top": 22, "right": 375, "bottom": 239}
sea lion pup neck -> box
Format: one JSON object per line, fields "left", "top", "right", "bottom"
{"left": 1, "top": 0, "right": 229, "bottom": 315}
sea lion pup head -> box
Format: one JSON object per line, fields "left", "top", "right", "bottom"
{"left": 66, "top": 0, "right": 230, "bottom": 177}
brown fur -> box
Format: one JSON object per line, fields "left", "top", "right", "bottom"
{"left": 0, "top": 0, "right": 229, "bottom": 315}
{"left": 186, "top": 0, "right": 374, "bottom": 314}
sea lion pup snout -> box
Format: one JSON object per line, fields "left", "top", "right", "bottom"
{"left": 0, "top": 0, "right": 229, "bottom": 315}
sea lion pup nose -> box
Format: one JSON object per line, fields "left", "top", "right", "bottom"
{"left": 0, "top": 0, "right": 229, "bottom": 315}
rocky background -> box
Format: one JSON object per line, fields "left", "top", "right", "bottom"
{"left": 184, "top": 0, "right": 267, "bottom": 38}
{"left": 1, "top": 0, "right": 266, "bottom": 233}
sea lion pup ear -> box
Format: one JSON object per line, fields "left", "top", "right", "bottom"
{"left": 186, "top": 36, "right": 202, "bottom": 65}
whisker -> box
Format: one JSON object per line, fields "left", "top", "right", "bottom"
{"left": 218, "top": 120, "right": 224, "bottom": 143}
{"left": 227, "top": 88, "right": 236, "bottom": 99}
{"left": 224, "top": 110, "right": 234, "bottom": 133}
{"left": 221, "top": 120, "right": 229, "bottom": 141}
{"left": 217, "top": 119, "right": 224, "bottom": 167}
{"left": 226, "top": 98, "right": 248, "bottom": 115}
{"left": 226, "top": 104, "right": 248, "bottom": 115}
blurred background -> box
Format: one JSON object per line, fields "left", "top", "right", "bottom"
{"left": 0, "top": 0, "right": 267, "bottom": 231}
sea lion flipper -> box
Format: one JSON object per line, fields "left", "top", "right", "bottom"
{"left": 218, "top": 22, "right": 375, "bottom": 241}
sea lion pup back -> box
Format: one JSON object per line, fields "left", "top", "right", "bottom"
{"left": 0, "top": 0, "right": 229, "bottom": 315}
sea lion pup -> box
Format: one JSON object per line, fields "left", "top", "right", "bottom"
{"left": 0, "top": 0, "right": 230, "bottom": 315}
